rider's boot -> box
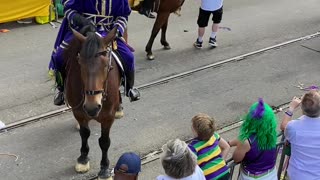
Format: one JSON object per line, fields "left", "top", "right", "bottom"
{"left": 139, "top": 8, "right": 155, "bottom": 19}
{"left": 54, "top": 87, "right": 65, "bottom": 106}
{"left": 139, "top": 0, "right": 155, "bottom": 19}
{"left": 53, "top": 71, "right": 65, "bottom": 106}
{"left": 126, "top": 71, "right": 140, "bottom": 102}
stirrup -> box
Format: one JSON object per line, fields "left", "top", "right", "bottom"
{"left": 128, "top": 88, "right": 140, "bottom": 102}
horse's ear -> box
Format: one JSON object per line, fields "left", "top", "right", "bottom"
{"left": 103, "top": 27, "right": 117, "bottom": 45}
{"left": 72, "top": 29, "right": 86, "bottom": 43}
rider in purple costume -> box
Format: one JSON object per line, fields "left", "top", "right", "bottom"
{"left": 49, "top": 0, "right": 140, "bottom": 106}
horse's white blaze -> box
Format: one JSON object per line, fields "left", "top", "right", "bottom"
{"left": 75, "top": 161, "right": 90, "bottom": 173}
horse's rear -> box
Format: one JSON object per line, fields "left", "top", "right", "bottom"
{"left": 64, "top": 28, "right": 121, "bottom": 180}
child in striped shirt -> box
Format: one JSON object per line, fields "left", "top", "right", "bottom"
{"left": 188, "top": 113, "right": 230, "bottom": 180}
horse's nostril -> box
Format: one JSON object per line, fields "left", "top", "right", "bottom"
{"left": 83, "top": 104, "right": 87, "bottom": 110}
{"left": 97, "top": 104, "right": 102, "bottom": 109}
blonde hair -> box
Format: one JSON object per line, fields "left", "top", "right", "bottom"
{"left": 192, "top": 113, "right": 216, "bottom": 141}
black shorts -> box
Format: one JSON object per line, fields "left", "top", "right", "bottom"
{"left": 197, "top": 7, "right": 223, "bottom": 27}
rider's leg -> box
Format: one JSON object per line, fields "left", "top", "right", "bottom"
{"left": 139, "top": 0, "right": 156, "bottom": 19}
{"left": 51, "top": 47, "right": 65, "bottom": 106}
{"left": 116, "top": 40, "right": 140, "bottom": 102}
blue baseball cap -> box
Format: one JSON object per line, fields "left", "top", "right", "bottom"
{"left": 115, "top": 152, "right": 141, "bottom": 175}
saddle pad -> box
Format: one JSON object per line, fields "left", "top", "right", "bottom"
{"left": 111, "top": 51, "right": 124, "bottom": 73}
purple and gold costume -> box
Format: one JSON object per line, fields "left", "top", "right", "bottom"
{"left": 49, "top": 0, "right": 134, "bottom": 80}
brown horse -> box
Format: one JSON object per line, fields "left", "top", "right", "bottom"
{"left": 131, "top": 0, "right": 185, "bottom": 60}
{"left": 63, "top": 27, "right": 120, "bottom": 180}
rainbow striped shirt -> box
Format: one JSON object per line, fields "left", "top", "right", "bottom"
{"left": 188, "top": 133, "right": 229, "bottom": 180}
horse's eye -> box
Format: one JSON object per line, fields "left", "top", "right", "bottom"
{"left": 96, "top": 51, "right": 107, "bottom": 57}
{"left": 101, "top": 51, "right": 107, "bottom": 57}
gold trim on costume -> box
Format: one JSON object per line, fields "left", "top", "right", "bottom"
{"left": 108, "top": 0, "right": 112, "bottom": 15}
{"left": 102, "top": 0, "right": 106, "bottom": 16}
{"left": 96, "top": 0, "right": 99, "bottom": 14}
{"left": 82, "top": 13, "right": 113, "bottom": 26}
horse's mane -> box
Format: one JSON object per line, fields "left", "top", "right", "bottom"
{"left": 63, "top": 32, "right": 102, "bottom": 64}
{"left": 80, "top": 32, "right": 102, "bottom": 60}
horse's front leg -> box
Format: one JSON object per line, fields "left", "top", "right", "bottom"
{"left": 146, "top": 12, "right": 171, "bottom": 60}
{"left": 97, "top": 123, "right": 112, "bottom": 180}
{"left": 160, "top": 18, "right": 171, "bottom": 50}
{"left": 75, "top": 122, "right": 91, "bottom": 173}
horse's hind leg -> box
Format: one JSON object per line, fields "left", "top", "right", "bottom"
{"left": 160, "top": 18, "right": 171, "bottom": 50}
{"left": 97, "top": 122, "right": 113, "bottom": 180}
{"left": 75, "top": 122, "right": 91, "bottom": 173}
{"left": 146, "top": 12, "right": 170, "bottom": 60}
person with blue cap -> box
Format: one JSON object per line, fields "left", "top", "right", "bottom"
{"left": 114, "top": 152, "right": 141, "bottom": 180}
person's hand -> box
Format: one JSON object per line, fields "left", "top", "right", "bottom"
{"left": 288, "top": 96, "right": 301, "bottom": 112}
{"left": 80, "top": 24, "right": 96, "bottom": 36}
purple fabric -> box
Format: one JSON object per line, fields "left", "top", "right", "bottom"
{"left": 205, "top": 168, "right": 229, "bottom": 180}
{"left": 49, "top": 0, "right": 134, "bottom": 72}
{"left": 242, "top": 135, "right": 276, "bottom": 174}
{"left": 251, "top": 98, "right": 265, "bottom": 119}
{"left": 197, "top": 140, "right": 220, "bottom": 155}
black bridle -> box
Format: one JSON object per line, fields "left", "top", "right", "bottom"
{"left": 84, "top": 47, "right": 113, "bottom": 101}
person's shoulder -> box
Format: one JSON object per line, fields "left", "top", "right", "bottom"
{"left": 213, "top": 132, "right": 220, "bottom": 139}
{"left": 194, "top": 165, "right": 206, "bottom": 179}
{"left": 189, "top": 138, "right": 201, "bottom": 145}
{"left": 288, "top": 116, "right": 305, "bottom": 128}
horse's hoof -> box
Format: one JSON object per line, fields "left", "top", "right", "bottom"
{"left": 98, "top": 168, "right": 112, "bottom": 180}
{"left": 147, "top": 54, "right": 155, "bottom": 60}
{"left": 115, "top": 110, "right": 124, "bottom": 119}
{"left": 163, "top": 45, "right": 171, "bottom": 50}
{"left": 75, "top": 161, "right": 90, "bottom": 173}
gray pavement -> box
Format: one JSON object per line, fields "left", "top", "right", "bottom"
{"left": 1, "top": 0, "right": 320, "bottom": 179}
{"left": 0, "top": 36, "right": 320, "bottom": 179}
{"left": 0, "top": 0, "right": 320, "bottom": 124}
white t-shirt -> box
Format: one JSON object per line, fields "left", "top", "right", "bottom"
{"left": 201, "top": 0, "right": 223, "bottom": 11}
{"left": 156, "top": 165, "right": 206, "bottom": 180}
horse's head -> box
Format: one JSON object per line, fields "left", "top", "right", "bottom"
{"left": 72, "top": 28, "right": 117, "bottom": 117}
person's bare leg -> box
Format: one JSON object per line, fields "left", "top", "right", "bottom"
{"left": 198, "top": 27, "right": 205, "bottom": 42}
{"left": 211, "top": 23, "right": 219, "bottom": 39}
{"left": 209, "top": 23, "right": 219, "bottom": 47}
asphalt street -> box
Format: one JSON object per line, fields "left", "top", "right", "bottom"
{"left": 0, "top": 0, "right": 320, "bottom": 179}
{"left": 1, "top": 37, "right": 320, "bottom": 179}
{"left": 0, "top": 0, "right": 319, "bottom": 124}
